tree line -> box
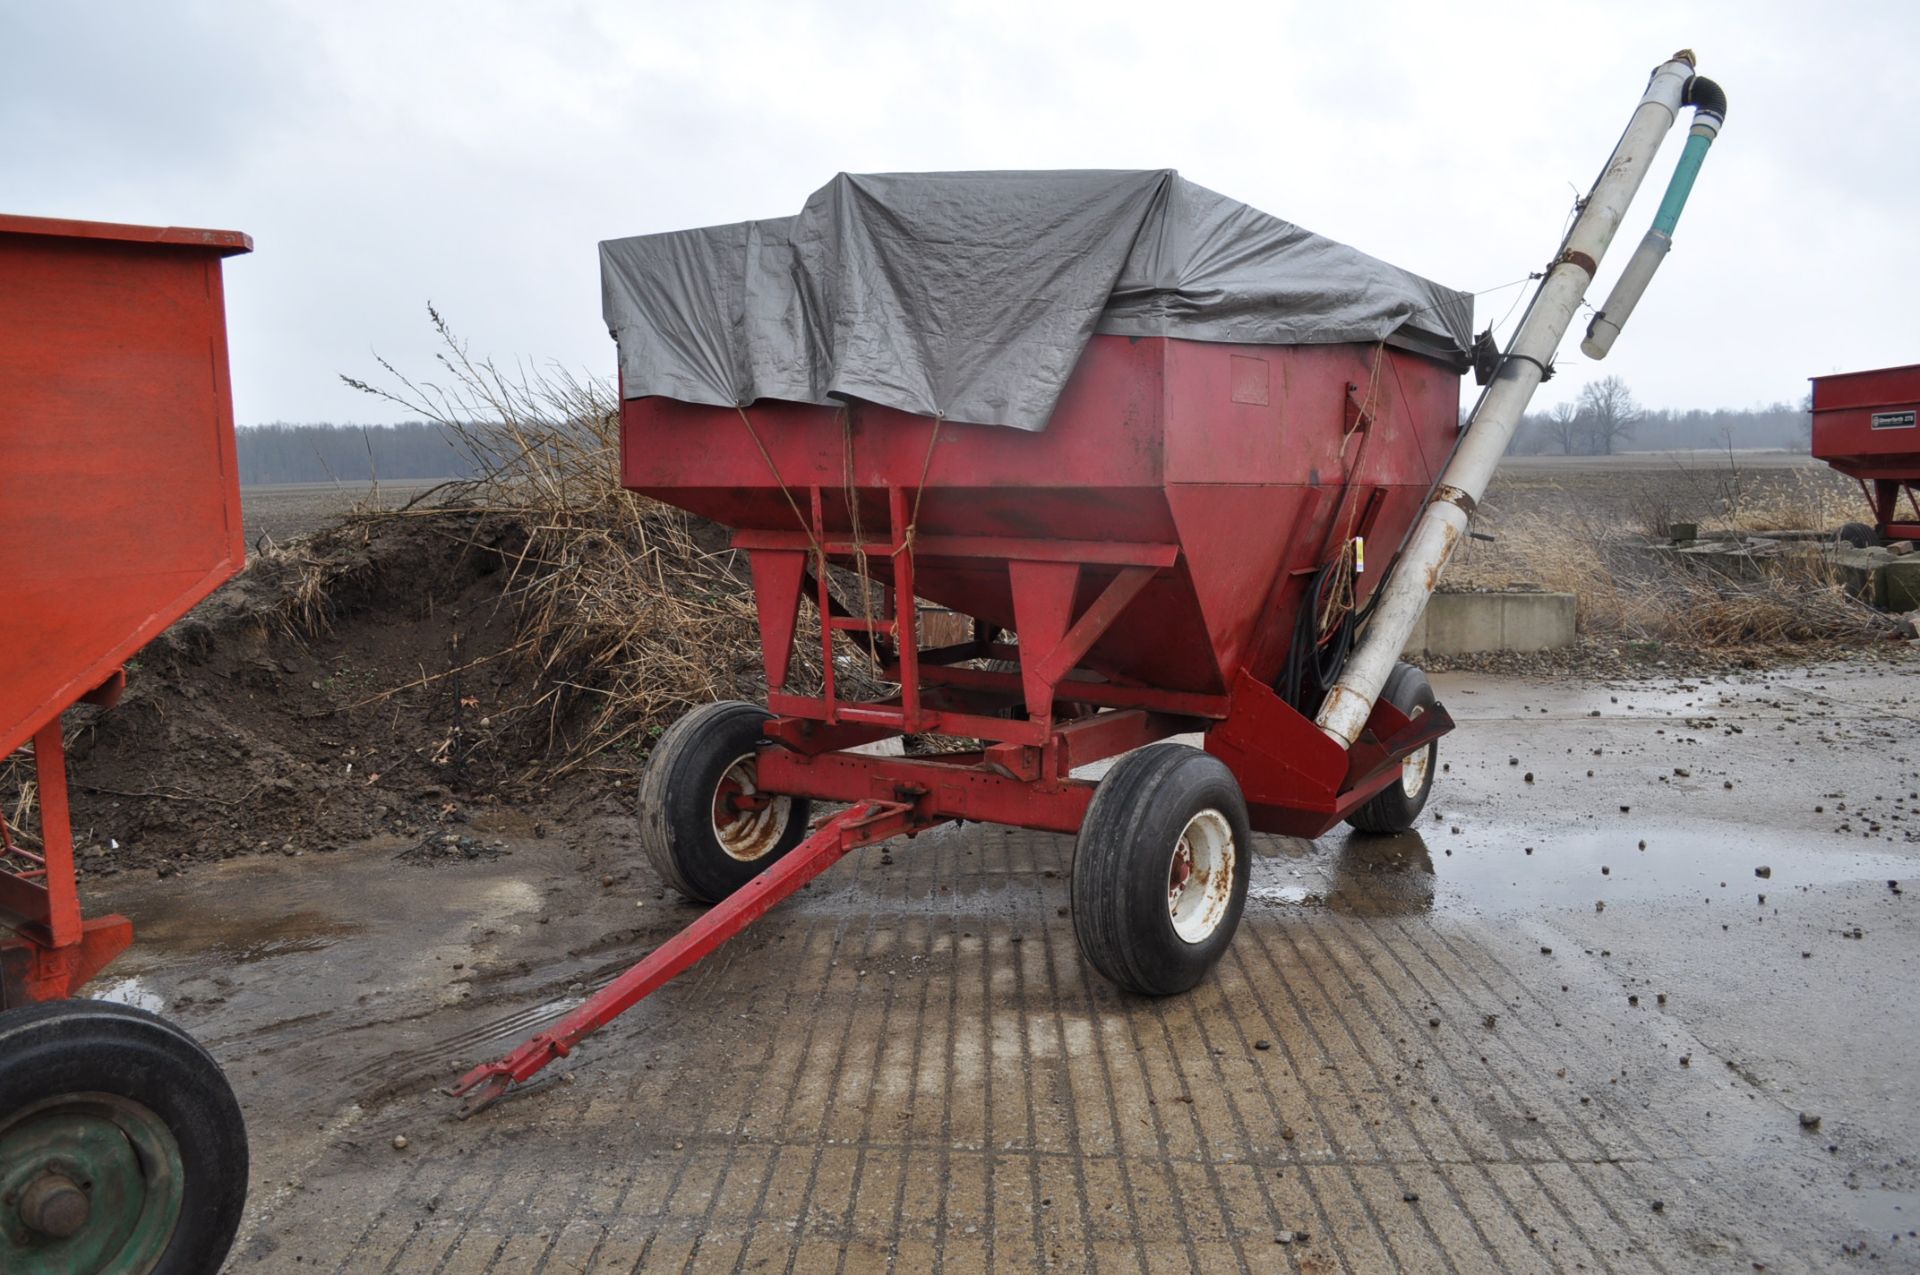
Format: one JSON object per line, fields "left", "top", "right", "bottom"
{"left": 238, "top": 380, "right": 1813, "bottom": 484}
{"left": 235, "top": 421, "right": 486, "bottom": 485}
{"left": 1503, "top": 375, "right": 1812, "bottom": 456}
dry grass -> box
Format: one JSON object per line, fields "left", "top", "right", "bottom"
{"left": 339, "top": 310, "right": 870, "bottom": 777}
{"left": 1448, "top": 506, "right": 1895, "bottom": 650}
{"left": 1616, "top": 457, "right": 1860, "bottom": 538}
{"left": 1722, "top": 467, "right": 1862, "bottom": 534}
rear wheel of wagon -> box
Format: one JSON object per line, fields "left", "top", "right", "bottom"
{"left": 1071, "top": 743, "right": 1252, "bottom": 996}
{"left": 1345, "top": 661, "right": 1437, "bottom": 834}
{"left": 639, "top": 701, "right": 812, "bottom": 904}
{"left": 0, "top": 999, "right": 248, "bottom": 1275}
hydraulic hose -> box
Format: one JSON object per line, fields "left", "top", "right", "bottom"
{"left": 1581, "top": 75, "right": 1727, "bottom": 359}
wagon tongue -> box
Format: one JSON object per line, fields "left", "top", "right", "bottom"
{"left": 448, "top": 799, "right": 929, "bottom": 1116}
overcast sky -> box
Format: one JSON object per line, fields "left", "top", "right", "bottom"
{"left": 7, "top": 0, "right": 1916, "bottom": 426}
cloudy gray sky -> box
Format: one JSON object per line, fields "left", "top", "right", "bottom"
{"left": 7, "top": 0, "right": 1916, "bottom": 425}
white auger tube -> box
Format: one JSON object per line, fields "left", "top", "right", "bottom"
{"left": 1315, "top": 51, "right": 1721, "bottom": 747}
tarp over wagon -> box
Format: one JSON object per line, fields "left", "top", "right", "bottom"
{"left": 600, "top": 169, "right": 1472, "bottom": 432}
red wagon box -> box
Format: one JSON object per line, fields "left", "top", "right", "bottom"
{"left": 1, "top": 213, "right": 251, "bottom": 1001}
{"left": 1, "top": 212, "right": 254, "bottom": 1270}
{"left": 623, "top": 331, "right": 1460, "bottom": 838}
{"left": 1810, "top": 362, "right": 1920, "bottom": 544}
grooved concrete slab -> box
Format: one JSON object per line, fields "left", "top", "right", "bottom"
{"left": 89, "top": 658, "right": 1920, "bottom": 1271}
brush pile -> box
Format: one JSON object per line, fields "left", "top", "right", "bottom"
{"left": 338, "top": 311, "right": 813, "bottom": 777}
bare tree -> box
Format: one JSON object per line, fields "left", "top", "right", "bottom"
{"left": 1547, "top": 401, "right": 1586, "bottom": 455}
{"left": 1577, "top": 375, "right": 1640, "bottom": 455}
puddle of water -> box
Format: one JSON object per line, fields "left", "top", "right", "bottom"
{"left": 1249, "top": 883, "right": 1323, "bottom": 906}
{"left": 92, "top": 975, "right": 167, "bottom": 1013}
{"left": 1249, "top": 833, "right": 1436, "bottom": 916}
{"left": 203, "top": 911, "right": 364, "bottom": 964}
{"left": 1243, "top": 819, "right": 1912, "bottom": 921}
{"left": 1429, "top": 823, "right": 1915, "bottom": 916}
{"left": 130, "top": 903, "right": 364, "bottom": 959}
{"left": 1848, "top": 1186, "right": 1920, "bottom": 1239}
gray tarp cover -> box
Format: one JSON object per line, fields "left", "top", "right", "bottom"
{"left": 601, "top": 170, "right": 1471, "bottom": 432}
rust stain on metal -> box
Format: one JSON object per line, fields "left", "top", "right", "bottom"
{"left": 1435, "top": 485, "right": 1478, "bottom": 516}
{"left": 1321, "top": 683, "right": 1370, "bottom": 735}
{"left": 1423, "top": 521, "right": 1464, "bottom": 592}
{"left": 1560, "top": 250, "right": 1599, "bottom": 277}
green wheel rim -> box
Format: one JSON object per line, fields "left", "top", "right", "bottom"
{"left": 0, "top": 1093, "right": 184, "bottom": 1275}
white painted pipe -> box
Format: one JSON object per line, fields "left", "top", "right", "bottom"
{"left": 1315, "top": 52, "right": 1701, "bottom": 747}
{"left": 1580, "top": 228, "right": 1670, "bottom": 360}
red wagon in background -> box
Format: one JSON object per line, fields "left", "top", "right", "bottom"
{"left": 0, "top": 214, "right": 252, "bottom": 1273}
{"left": 1810, "top": 363, "right": 1920, "bottom": 547}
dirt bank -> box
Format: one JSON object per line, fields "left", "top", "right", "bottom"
{"left": 11, "top": 501, "right": 770, "bottom": 880}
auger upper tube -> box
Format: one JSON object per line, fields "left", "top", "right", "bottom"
{"left": 1314, "top": 53, "right": 1704, "bottom": 748}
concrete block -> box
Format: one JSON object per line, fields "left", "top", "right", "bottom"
{"left": 1500, "top": 591, "right": 1578, "bottom": 653}
{"left": 1885, "top": 558, "right": 1920, "bottom": 612}
{"left": 1423, "top": 592, "right": 1505, "bottom": 656}
{"left": 1402, "top": 609, "right": 1428, "bottom": 654}
{"left": 1404, "top": 591, "right": 1575, "bottom": 657}
{"left": 1828, "top": 547, "right": 1890, "bottom": 604}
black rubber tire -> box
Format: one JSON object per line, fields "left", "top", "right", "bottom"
{"left": 0, "top": 999, "right": 248, "bottom": 1275}
{"left": 638, "top": 701, "right": 812, "bottom": 904}
{"left": 1070, "top": 743, "right": 1252, "bottom": 996}
{"left": 1837, "top": 522, "right": 1878, "bottom": 550}
{"left": 1346, "top": 661, "right": 1438, "bottom": 834}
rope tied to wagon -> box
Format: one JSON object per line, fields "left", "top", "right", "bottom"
{"left": 735, "top": 405, "right": 824, "bottom": 565}
{"left": 737, "top": 403, "right": 945, "bottom": 680}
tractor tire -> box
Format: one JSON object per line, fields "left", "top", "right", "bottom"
{"left": 0, "top": 999, "right": 248, "bottom": 1275}
{"left": 638, "top": 701, "right": 812, "bottom": 904}
{"left": 1071, "top": 743, "right": 1252, "bottom": 996}
{"left": 1837, "top": 522, "right": 1878, "bottom": 550}
{"left": 1345, "top": 661, "right": 1438, "bottom": 834}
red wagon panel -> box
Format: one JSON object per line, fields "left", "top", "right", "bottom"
{"left": 623, "top": 335, "right": 1460, "bottom": 697}
{"left": 1810, "top": 362, "right": 1920, "bottom": 541}
{"left": 0, "top": 215, "right": 251, "bottom": 759}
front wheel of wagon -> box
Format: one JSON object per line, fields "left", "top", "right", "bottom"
{"left": 0, "top": 999, "right": 248, "bottom": 1275}
{"left": 639, "top": 701, "right": 813, "bottom": 904}
{"left": 1071, "top": 743, "right": 1252, "bottom": 996}
{"left": 1345, "top": 661, "right": 1437, "bottom": 834}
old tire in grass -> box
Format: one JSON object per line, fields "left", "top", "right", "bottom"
{"left": 1345, "top": 661, "right": 1437, "bottom": 834}
{"left": 1837, "top": 522, "right": 1878, "bottom": 550}
{"left": 0, "top": 999, "right": 248, "bottom": 1275}
{"left": 1071, "top": 743, "right": 1252, "bottom": 996}
{"left": 639, "top": 701, "right": 812, "bottom": 905}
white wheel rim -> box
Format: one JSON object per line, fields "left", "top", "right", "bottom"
{"left": 1167, "top": 809, "right": 1237, "bottom": 944}
{"left": 711, "top": 753, "right": 791, "bottom": 862}
{"left": 1400, "top": 705, "right": 1431, "bottom": 799}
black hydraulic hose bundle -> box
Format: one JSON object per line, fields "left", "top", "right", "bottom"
{"left": 1279, "top": 556, "right": 1356, "bottom": 716}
